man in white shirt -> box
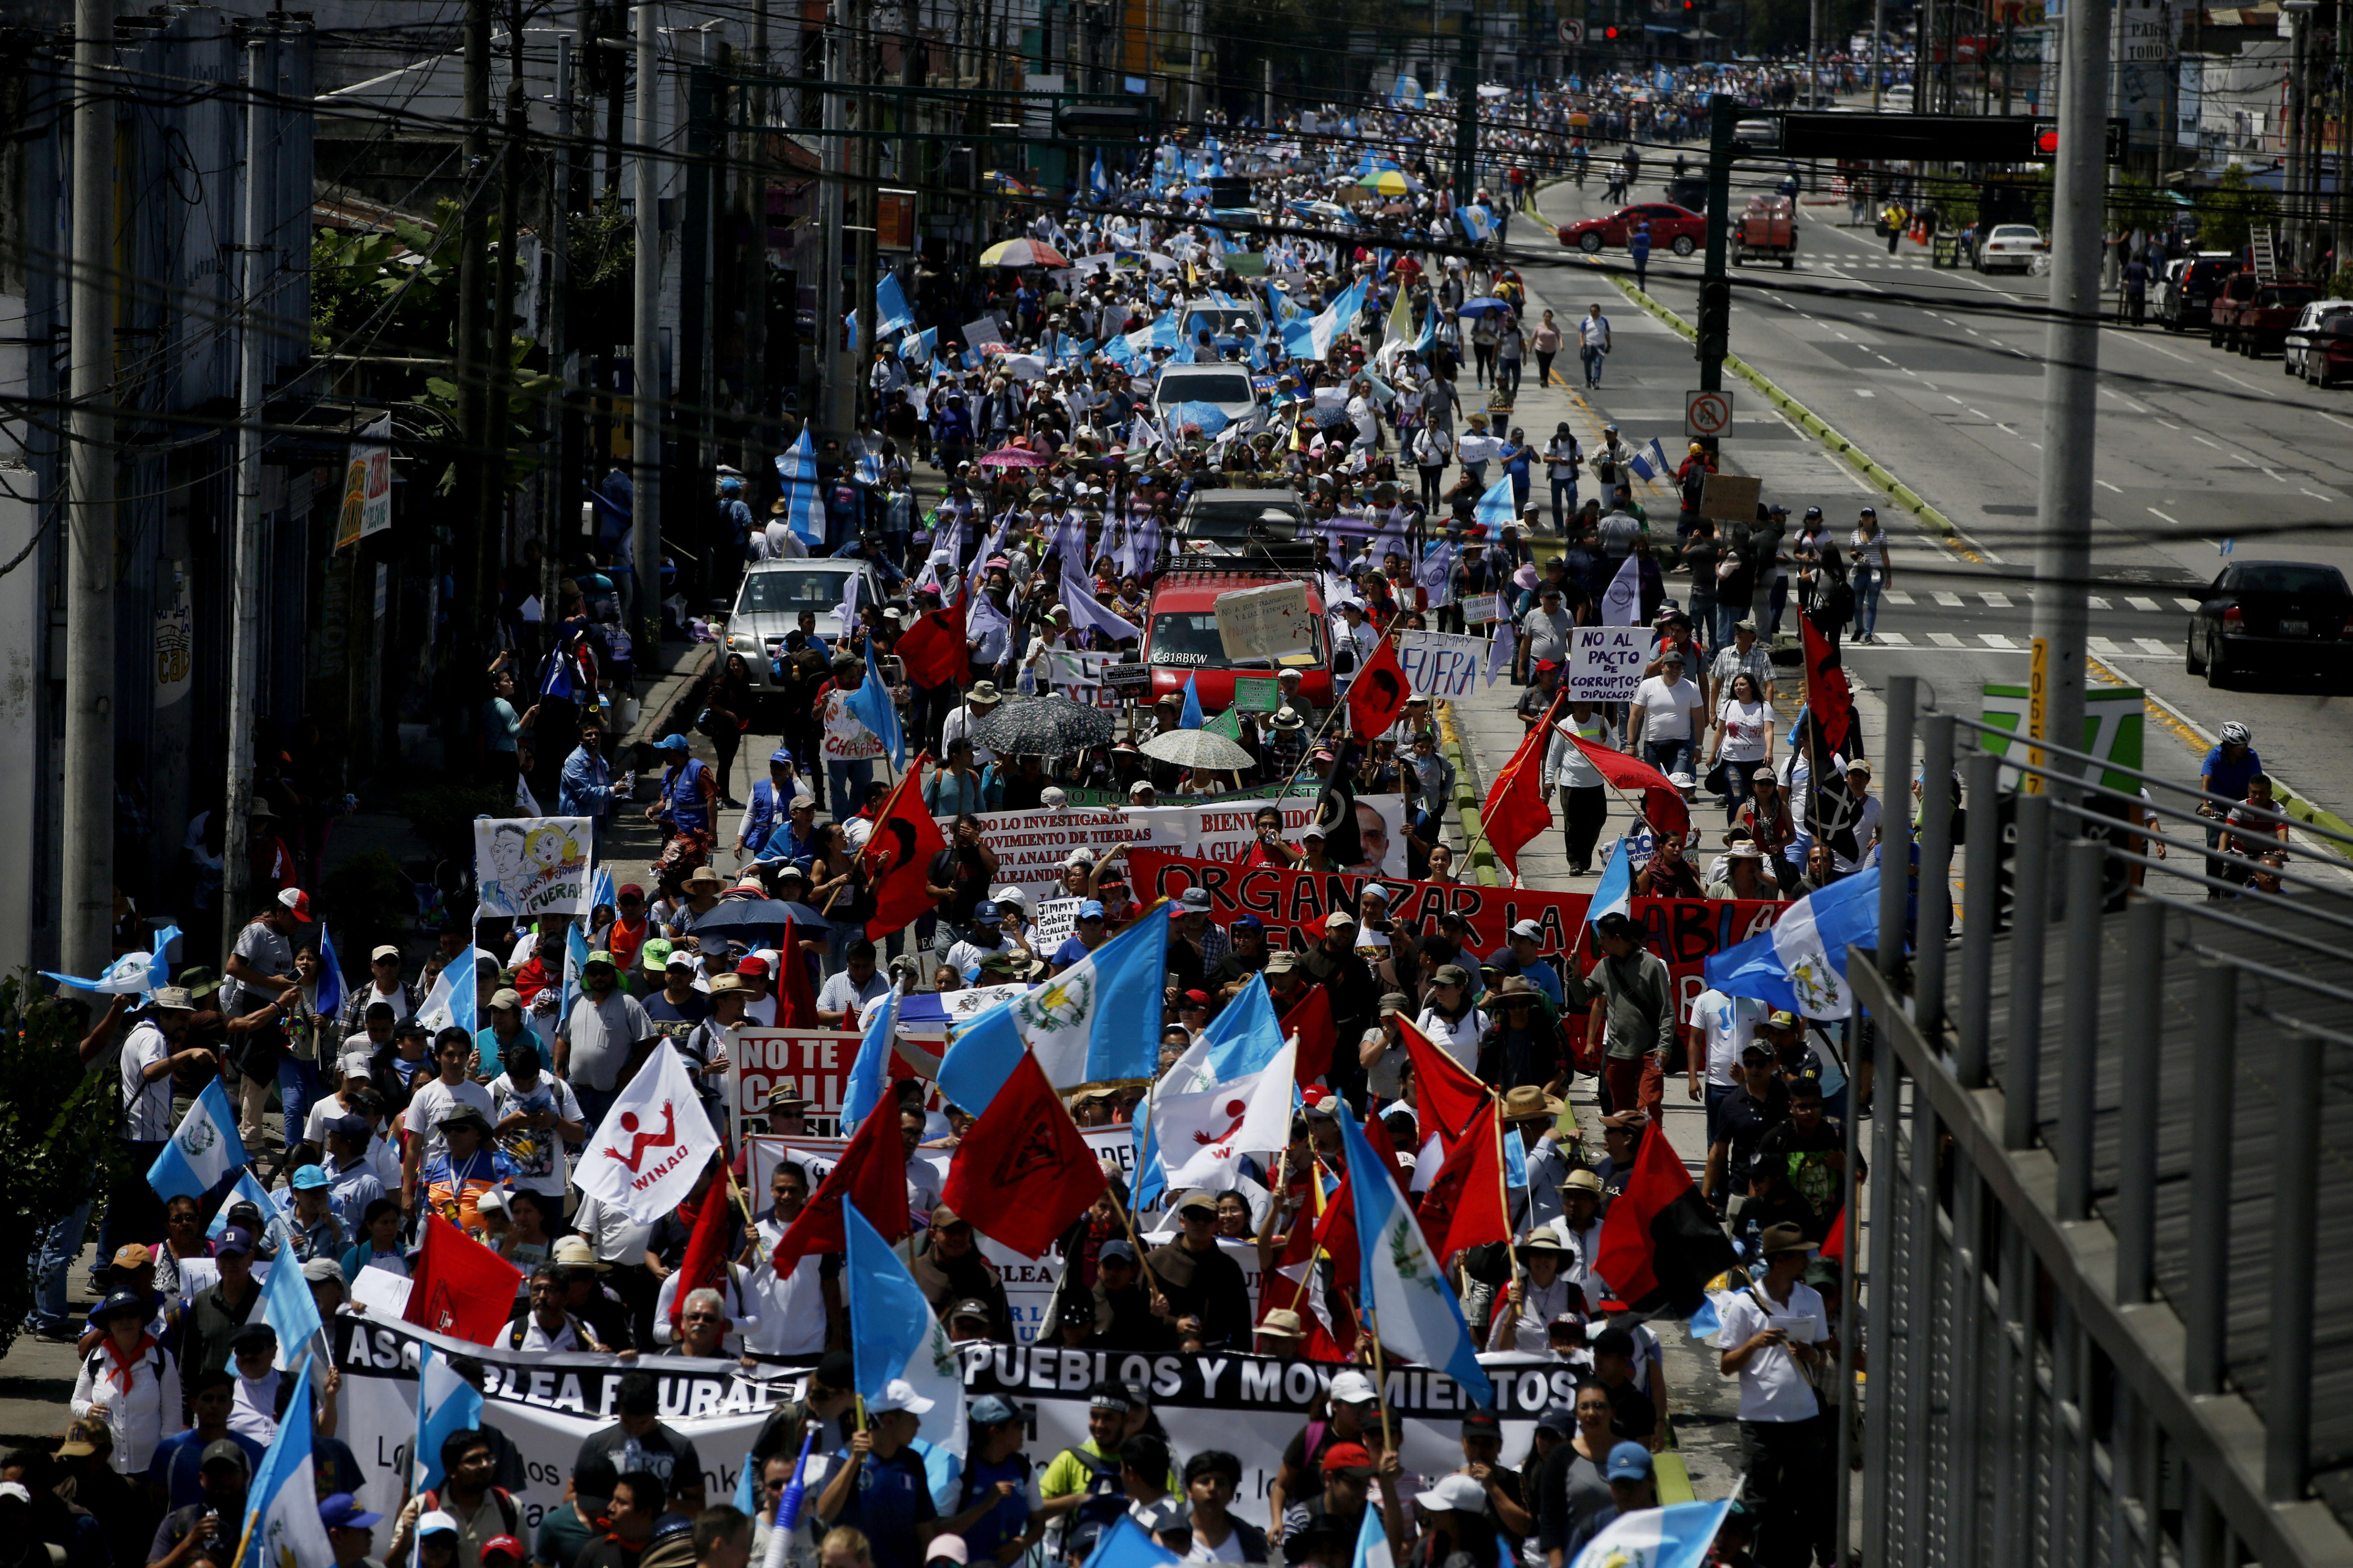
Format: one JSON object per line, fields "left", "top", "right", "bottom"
{"left": 106, "top": 989, "right": 210, "bottom": 1265}
{"left": 940, "top": 682, "right": 1002, "bottom": 768}
{"left": 400, "top": 1029, "right": 498, "bottom": 1214}
{"left": 816, "top": 942, "right": 892, "bottom": 1029}
{"left": 1716, "top": 1223, "right": 1834, "bottom": 1565}
{"left": 1577, "top": 304, "right": 1612, "bottom": 387}
{"left": 1685, "top": 986, "right": 1769, "bottom": 1146}
{"left": 1626, "top": 651, "right": 1706, "bottom": 781}
{"left": 746, "top": 1159, "right": 835, "bottom": 1356}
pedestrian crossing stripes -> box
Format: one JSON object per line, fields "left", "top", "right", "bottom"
{"left": 2087, "top": 636, "right": 2184, "bottom": 659}
{"left": 2125, "top": 595, "right": 2159, "bottom": 611}
{"left": 1871, "top": 589, "right": 2194, "bottom": 613}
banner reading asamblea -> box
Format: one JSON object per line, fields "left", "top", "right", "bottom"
{"left": 331, "top": 1314, "right": 1566, "bottom": 1535}
{"left": 966, "top": 798, "right": 1409, "bottom": 899}
{"left": 1126, "top": 850, "right": 1789, "bottom": 1007}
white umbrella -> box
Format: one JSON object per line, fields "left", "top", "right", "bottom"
{"left": 1140, "top": 728, "right": 1257, "bottom": 771}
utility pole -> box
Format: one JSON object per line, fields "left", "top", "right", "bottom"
{"left": 1870, "top": 0, "right": 1883, "bottom": 108}
{"left": 633, "top": 0, "right": 664, "bottom": 657}
{"left": 1452, "top": 0, "right": 1478, "bottom": 206}
{"left": 489, "top": 0, "right": 527, "bottom": 592}
{"left": 2025, "top": 0, "right": 2113, "bottom": 794}
{"left": 65, "top": 0, "right": 116, "bottom": 976}
{"left": 548, "top": 34, "right": 575, "bottom": 659}
{"left": 457, "top": 0, "right": 493, "bottom": 660}
{"left": 223, "top": 30, "right": 273, "bottom": 962}
{"left": 2336, "top": 0, "right": 2353, "bottom": 276}
{"left": 818, "top": 0, "right": 854, "bottom": 442}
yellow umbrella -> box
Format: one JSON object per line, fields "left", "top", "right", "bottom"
{"left": 1355, "top": 169, "right": 1420, "bottom": 197}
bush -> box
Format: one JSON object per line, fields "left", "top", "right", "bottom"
{"left": 0, "top": 976, "right": 131, "bottom": 1361}
{"left": 2197, "top": 167, "right": 2278, "bottom": 255}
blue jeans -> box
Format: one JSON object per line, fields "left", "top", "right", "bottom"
{"left": 1704, "top": 1081, "right": 1738, "bottom": 1148}
{"left": 1644, "top": 738, "right": 1695, "bottom": 780}
{"left": 1854, "top": 565, "right": 1882, "bottom": 636}
{"left": 572, "top": 1083, "right": 616, "bottom": 1139}
{"left": 1713, "top": 601, "right": 1743, "bottom": 649}
{"left": 1582, "top": 345, "right": 1606, "bottom": 385}
{"left": 26, "top": 1199, "right": 93, "bottom": 1332}
{"left": 826, "top": 758, "right": 876, "bottom": 821}
{"left": 279, "top": 1056, "right": 325, "bottom": 1150}
{"left": 1550, "top": 478, "right": 1577, "bottom": 531}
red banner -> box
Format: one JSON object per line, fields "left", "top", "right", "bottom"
{"left": 1127, "top": 851, "right": 1788, "bottom": 1017}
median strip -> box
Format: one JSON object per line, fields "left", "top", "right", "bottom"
{"left": 1605, "top": 274, "right": 1962, "bottom": 541}
{"left": 1435, "top": 700, "right": 1500, "bottom": 886}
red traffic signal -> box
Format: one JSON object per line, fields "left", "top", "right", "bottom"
{"left": 1604, "top": 24, "right": 1618, "bottom": 36}
{"left": 2036, "top": 128, "right": 2060, "bottom": 154}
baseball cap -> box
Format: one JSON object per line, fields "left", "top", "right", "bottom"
{"left": 489, "top": 987, "right": 524, "bottom": 1010}
{"left": 289, "top": 1164, "right": 330, "bottom": 1191}
{"left": 1535, "top": 1405, "right": 1579, "bottom": 1437}
{"left": 216, "top": 1225, "right": 257, "bottom": 1258}
{"left": 200, "top": 1438, "right": 252, "bottom": 1472}
{"left": 318, "top": 1495, "right": 384, "bottom": 1532}
{"left": 1605, "top": 1442, "right": 1654, "bottom": 1483}
{"left": 869, "top": 1378, "right": 936, "bottom": 1415}
{"left": 416, "top": 1511, "right": 461, "bottom": 1539}
{"left": 370, "top": 944, "right": 401, "bottom": 962}
{"left": 0, "top": 1484, "right": 31, "bottom": 1505}
{"left": 654, "top": 734, "right": 690, "bottom": 752}
{"left": 1319, "top": 1442, "right": 1376, "bottom": 1476}
{"left": 278, "top": 888, "right": 315, "bottom": 923}
{"left": 92, "top": 1290, "right": 148, "bottom": 1324}
{"left": 926, "top": 1536, "right": 972, "bottom": 1567}
{"left": 1510, "top": 918, "right": 1543, "bottom": 941}
{"left": 482, "top": 1540, "right": 526, "bottom": 1565}
{"left": 329, "top": 1113, "right": 373, "bottom": 1143}
{"left": 973, "top": 900, "right": 1002, "bottom": 922}
{"left": 54, "top": 1417, "right": 112, "bottom": 1458}
{"left": 1178, "top": 888, "right": 1212, "bottom": 911}
{"left": 110, "top": 1243, "right": 154, "bottom": 1270}
{"left": 302, "top": 1256, "right": 344, "bottom": 1285}
{"left": 1079, "top": 900, "right": 1107, "bottom": 919}
{"left": 948, "top": 1297, "right": 994, "bottom": 1323}
{"left": 1414, "top": 1474, "right": 1489, "bottom": 1513}
{"left": 969, "top": 1395, "right": 1019, "bottom": 1427}
{"left": 1098, "top": 1240, "right": 1138, "bottom": 1263}
{"left": 1328, "top": 1369, "right": 1379, "bottom": 1405}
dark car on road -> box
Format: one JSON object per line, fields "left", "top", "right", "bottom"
{"left": 2185, "top": 560, "right": 2353, "bottom": 688}
{"left": 2209, "top": 278, "right": 2320, "bottom": 356}
{"left": 2160, "top": 253, "right": 2241, "bottom": 332}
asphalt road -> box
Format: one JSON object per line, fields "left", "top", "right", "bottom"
{"left": 1512, "top": 174, "right": 2353, "bottom": 840}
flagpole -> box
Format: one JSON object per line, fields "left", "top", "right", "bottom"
{"left": 1492, "top": 1104, "right": 1521, "bottom": 1306}
{"left": 1458, "top": 689, "right": 1565, "bottom": 866}
{"left": 1363, "top": 1308, "right": 1396, "bottom": 1453}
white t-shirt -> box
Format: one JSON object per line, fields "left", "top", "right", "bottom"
{"left": 402, "top": 1077, "right": 497, "bottom": 1171}
{"left": 1685, "top": 988, "right": 1766, "bottom": 1089}
{"left": 119, "top": 1021, "right": 175, "bottom": 1142}
{"left": 1717, "top": 699, "right": 1772, "bottom": 763}
{"left": 750, "top": 1216, "right": 833, "bottom": 1356}
{"left": 488, "top": 1072, "right": 585, "bottom": 1195}
{"left": 1630, "top": 675, "right": 1701, "bottom": 743}
{"left": 1716, "top": 1280, "right": 1828, "bottom": 1422}
{"left": 1414, "top": 1005, "right": 1487, "bottom": 1068}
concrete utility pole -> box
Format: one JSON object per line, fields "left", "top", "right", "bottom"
{"left": 548, "top": 33, "right": 575, "bottom": 651}
{"left": 223, "top": 31, "right": 274, "bottom": 959}
{"left": 1452, "top": 0, "right": 1478, "bottom": 206}
{"left": 633, "top": 0, "right": 664, "bottom": 656}
{"left": 457, "top": 0, "right": 493, "bottom": 654}
{"left": 818, "top": 0, "right": 854, "bottom": 443}
{"left": 65, "top": 0, "right": 116, "bottom": 976}
{"left": 2337, "top": 0, "right": 2353, "bottom": 274}
{"left": 2024, "top": 0, "right": 2114, "bottom": 792}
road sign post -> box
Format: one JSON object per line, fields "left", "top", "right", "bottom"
{"left": 1685, "top": 389, "right": 1734, "bottom": 439}
{"left": 1696, "top": 95, "right": 1738, "bottom": 456}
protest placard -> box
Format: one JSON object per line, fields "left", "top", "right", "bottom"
{"left": 1214, "top": 581, "right": 1317, "bottom": 661}
{"left": 473, "top": 817, "right": 593, "bottom": 920}
{"left": 1396, "top": 632, "right": 1488, "bottom": 699}
{"left": 1566, "top": 625, "right": 1649, "bottom": 702}
{"left": 963, "top": 797, "right": 1407, "bottom": 899}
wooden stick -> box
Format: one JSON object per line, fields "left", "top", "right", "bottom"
{"left": 1365, "top": 1308, "right": 1395, "bottom": 1453}
{"left": 1494, "top": 1103, "right": 1522, "bottom": 1301}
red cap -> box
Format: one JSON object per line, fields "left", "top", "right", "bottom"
{"left": 277, "top": 888, "right": 314, "bottom": 923}
{"left": 618, "top": 883, "right": 645, "bottom": 900}
{"left": 735, "top": 956, "right": 770, "bottom": 977}
{"left": 1182, "top": 989, "right": 1210, "bottom": 1006}
{"left": 481, "top": 1539, "right": 525, "bottom": 1564}
{"left": 1321, "top": 1442, "right": 1376, "bottom": 1474}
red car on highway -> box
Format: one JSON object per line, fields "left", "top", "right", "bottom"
{"left": 1558, "top": 203, "right": 1707, "bottom": 256}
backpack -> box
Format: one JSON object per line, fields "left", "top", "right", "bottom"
{"left": 1057, "top": 1446, "right": 1131, "bottom": 1532}
{"left": 420, "top": 1485, "right": 521, "bottom": 1538}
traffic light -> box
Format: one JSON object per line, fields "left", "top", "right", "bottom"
{"left": 1603, "top": 25, "right": 1618, "bottom": 37}
{"left": 1696, "top": 278, "right": 1731, "bottom": 363}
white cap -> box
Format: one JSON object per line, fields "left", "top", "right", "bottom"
{"left": 992, "top": 886, "right": 1029, "bottom": 907}
{"left": 1328, "top": 1369, "right": 1379, "bottom": 1405}
{"left": 1510, "top": 919, "right": 1544, "bottom": 941}
{"left": 417, "top": 1512, "right": 460, "bottom": 1539}
{"left": 869, "top": 1379, "right": 936, "bottom": 1416}
{"left": 1414, "top": 1475, "right": 1489, "bottom": 1514}
{"left": 0, "top": 1483, "right": 30, "bottom": 1505}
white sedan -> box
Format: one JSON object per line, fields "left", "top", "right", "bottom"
{"left": 1975, "top": 224, "right": 2046, "bottom": 273}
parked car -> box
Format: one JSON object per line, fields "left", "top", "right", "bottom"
{"left": 1972, "top": 223, "right": 2045, "bottom": 272}
{"left": 1171, "top": 488, "right": 1311, "bottom": 566}
{"left": 2160, "top": 253, "right": 2242, "bottom": 332}
{"left": 2184, "top": 559, "right": 2353, "bottom": 688}
{"left": 1140, "top": 571, "right": 1332, "bottom": 712}
{"left": 2282, "top": 299, "right": 2353, "bottom": 378}
{"left": 1732, "top": 118, "right": 1781, "bottom": 150}
{"left": 2209, "top": 278, "right": 2319, "bottom": 355}
{"left": 723, "top": 558, "right": 888, "bottom": 700}
{"left": 1180, "top": 302, "right": 1265, "bottom": 357}
{"left": 2294, "top": 311, "right": 2353, "bottom": 387}
{"left": 1557, "top": 203, "right": 1707, "bottom": 256}
{"left": 1152, "top": 362, "right": 1265, "bottom": 437}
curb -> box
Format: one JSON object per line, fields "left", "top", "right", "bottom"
{"left": 1604, "top": 274, "right": 1962, "bottom": 541}
{"left": 630, "top": 642, "right": 717, "bottom": 754}
{"left": 1436, "top": 700, "right": 1501, "bottom": 887}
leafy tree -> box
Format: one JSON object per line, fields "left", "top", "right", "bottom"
{"left": 2197, "top": 166, "right": 2277, "bottom": 255}
{"left": 416, "top": 335, "right": 560, "bottom": 497}
{"left": 309, "top": 205, "right": 458, "bottom": 354}
{"left": 0, "top": 978, "right": 130, "bottom": 1361}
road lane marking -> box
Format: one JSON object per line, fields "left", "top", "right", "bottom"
{"left": 2124, "top": 595, "right": 2158, "bottom": 610}
{"left": 2305, "top": 488, "right": 2335, "bottom": 502}
{"left": 1929, "top": 631, "right": 1967, "bottom": 648}
{"left": 2149, "top": 508, "right": 2183, "bottom": 527}
{"left": 2216, "top": 370, "right": 2277, "bottom": 399}
{"left": 2095, "top": 479, "right": 2122, "bottom": 493}
{"left": 2134, "top": 637, "right": 2173, "bottom": 656}
{"left": 1980, "top": 633, "right": 2020, "bottom": 649}
{"left": 1874, "top": 632, "right": 1912, "bottom": 645}
{"left": 1980, "top": 591, "right": 2014, "bottom": 607}
{"left": 1932, "top": 591, "right": 1964, "bottom": 606}
{"left": 2173, "top": 598, "right": 2202, "bottom": 612}
{"left": 1885, "top": 590, "right": 1914, "bottom": 604}
{"left": 1855, "top": 389, "right": 1876, "bottom": 396}
{"left": 2191, "top": 434, "right": 2225, "bottom": 450}
{"left": 2089, "top": 636, "right": 2122, "bottom": 655}
{"left": 2088, "top": 596, "right": 2112, "bottom": 609}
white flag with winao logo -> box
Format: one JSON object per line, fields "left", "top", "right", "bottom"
{"left": 1150, "top": 1039, "right": 1297, "bottom": 1192}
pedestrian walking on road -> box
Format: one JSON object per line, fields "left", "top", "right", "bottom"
{"left": 1579, "top": 305, "right": 1612, "bottom": 388}
{"left": 1849, "top": 509, "right": 1891, "bottom": 643}
{"left": 1532, "top": 309, "right": 1563, "bottom": 388}
{"left": 1630, "top": 223, "right": 1653, "bottom": 293}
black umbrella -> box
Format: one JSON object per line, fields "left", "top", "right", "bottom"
{"left": 685, "top": 897, "right": 832, "bottom": 934}
{"left": 969, "top": 693, "right": 1117, "bottom": 757}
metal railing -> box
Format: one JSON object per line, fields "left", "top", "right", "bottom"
{"left": 1842, "top": 674, "right": 2353, "bottom": 1568}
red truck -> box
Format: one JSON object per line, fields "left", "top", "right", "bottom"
{"left": 1732, "top": 194, "right": 1799, "bottom": 269}
{"left": 2208, "top": 275, "right": 2320, "bottom": 357}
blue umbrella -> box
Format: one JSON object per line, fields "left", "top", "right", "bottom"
{"left": 1457, "top": 296, "right": 1513, "bottom": 316}
{"left": 1168, "top": 401, "right": 1231, "bottom": 434}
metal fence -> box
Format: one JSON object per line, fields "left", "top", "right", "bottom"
{"left": 1842, "top": 675, "right": 2353, "bottom": 1568}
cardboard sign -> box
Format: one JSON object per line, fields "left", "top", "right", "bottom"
{"left": 964, "top": 798, "right": 1408, "bottom": 899}
{"left": 1699, "top": 472, "right": 1763, "bottom": 524}
{"left": 729, "top": 1028, "right": 863, "bottom": 1133}
{"left": 1396, "top": 632, "right": 1489, "bottom": 699}
{"left": 1462, "top": 592, "right": 1505, "bottom": 626}
{"left": 1215, "top": 581, "right": 1318, "bottom": 661}
{"left": 1566, "top": 625, "right": 1650, "bottom": 702}
{"left": 1231, "top": 676, "right": 1280, "bottom": 713}
{"left": 1031, "top": 896, "right": 1084, "bottom": 951}
{"left": 473, "top": 817, "right": 594, "bottom": 920}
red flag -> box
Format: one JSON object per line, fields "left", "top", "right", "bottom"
{"left": 1278, "top": 986, "right": 1339, "bottom": 1086}
{"left": 667, "top": 1173, "right": 734, "bottom": 1336}
{"left": 940, "top": 1053, "right": 1107, "bottom": 1257}
{"left": 403, "top": 1215, "right": 525, "bottom": 1345}
{"left": 1345, "top": 634, "right": 1411, "bottom": 739}
{"left": 1801, "top": 615, "right": 1855, "bottom": 756}
{"left": 1482, "top": 695, "right": 1562, "bottom": 880}
{"left": 1396, "top": 1014, "right": 1488, "bottom": 1148}
{"left": 1359, "top": 1107, "right": 1414, "bottom": 1195}
{"left": 895, "top": 600, "right": 970, "bottom": 691}
{"left": 1421, "top": 1100, "right": 1511, "bottom": 1262}
{"left": 1306, "top": 1174, "right": 1361, "bottom": 1287}
{"left": 1819, "top": 1206, "right": 1846, "bottom": 1263}
{"left": 1596, "top": 1121, "right": 1739, "bottom": 1317}
{"left": 1567, "top": 732, "right": 1691, "bottom": 842}
{"left": 770, "top": 1095, "right": 911, "bottom": 1273}
{"left": 774, "top": 917, "right": 820, "bottom": 1028}
{"left": 857, "top": 754, "right": 949, "bottom": 941}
